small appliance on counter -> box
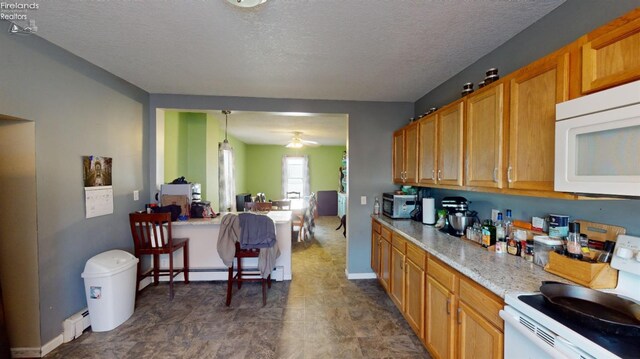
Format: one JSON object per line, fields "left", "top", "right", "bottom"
{"left": 382, "top": 192, "right": 417, "bottom": 219}
{"left": 441, "top": 196, "right": 477, "bottom": 237}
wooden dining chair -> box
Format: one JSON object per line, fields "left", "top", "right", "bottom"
{"left": 286, "top": 191, "right": 301, "bottom": 199}
{"left": 226, "top": 242, "right": 271, "bottom": 307}
{"left": 272, "top": 200, "right": 291, "bottom": 210}
{"left": 129, "top": 212, "right": 189, "bottom": 300}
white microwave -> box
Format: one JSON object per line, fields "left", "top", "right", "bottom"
{"left": 555, "top": 79, "right": 640, "bottom": 197}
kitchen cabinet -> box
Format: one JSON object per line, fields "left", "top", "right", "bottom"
{"left": 379, "top": 226, "right": 392, "bottom": 292}
{"left": 465, "top": 83, "right": 505, "bottom": 189}
{"left": 425, "top": 275, "right": 456, "bottom": 359}
{"left": 581, "top": 12, "right": 640, "bottom": 94}
{"left": 390, "top": 233, "right": 406, "bottom": 309}
{"left": 371, "top": 219, "right": 381, "bottom": 274}
{"left": 417, "top": 113, "right": 437, "bottom": 185}
{"left": 404, "top": 241, "right": 426, "bottom": 338}
{"left": 508, "top": 51, "right": 569, "bottom": 191}
{"left": 392, "top": 122, "right": 418, "bottom": 184}
{"left": 437, "top": 101, "right": 465, "bottom": 186}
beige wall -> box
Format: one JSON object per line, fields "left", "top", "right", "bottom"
{"left": 0, "top": 117, "right": 40, "bottom": 348}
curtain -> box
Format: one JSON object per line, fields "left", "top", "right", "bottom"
{"left": 302, "top": 155, "right": 310, "bottom": 197}
{"left": 281, "top": 155, "right": 288, "bottom": 199}
{"left": 218, "top": 142, "right": 236, "bottom": 212}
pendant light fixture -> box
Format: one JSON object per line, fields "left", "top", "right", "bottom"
{"left": 226, "top": 0, "right": 267, "bottom": 8}
{"left": 220, "top": 110, "right": 232, "bottom": 151}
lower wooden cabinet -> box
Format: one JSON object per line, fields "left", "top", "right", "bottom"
{"left": 425, "top": 275, "right": 456, "bottom": 359}
{"left": 371, "top": 219, "right": 504, "bottom": 359}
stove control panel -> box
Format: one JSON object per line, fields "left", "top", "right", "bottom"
{"left": 611, "top": 235, "right": 640, "bottom": 273}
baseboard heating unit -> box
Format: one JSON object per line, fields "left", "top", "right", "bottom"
{"left": 62, "top": 308, "right": 90, "bottom": 343}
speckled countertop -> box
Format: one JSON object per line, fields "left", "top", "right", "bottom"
{"left": 374, "top": 215, "right": 571, "bottom": 299}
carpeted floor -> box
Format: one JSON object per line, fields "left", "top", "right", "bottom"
{"left": 45, "top": 216, "right": 430, "bottom": 358}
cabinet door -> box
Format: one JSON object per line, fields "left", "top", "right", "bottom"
{"left": 466, "top": 84, "right": 504, "bottom": 189}
{"left": 509, "top": 53, "right": 569, "bottom": 191}
{"left": 582, "top": 15, "right": 640, "bottom": 94}
{"left": 418, "top": 115, "right": 438, "bottom": 185}
{"left": 379, "top": 238, "right": 392, "bottom": 292}
{"left": 405, "top": 257, "right": 425, "bottom": 338}
{"left": 371, "top": 231, "right": 380, "bottom": 274}
{"left": 392, "top": 129, "right": 405, "bottom": 183}
{"left": 457, "top": 301, "right": 503, "bottom": 359}
{"left": 437, "top": 101, "right": 464, "bottom": 186}
{"left": 426, "top": 276, "right": 455, "bottom": 359}
{"left": 390, "top": 245, "right": 405, "bottom": 310}
{"left": 404, "top": 123, "right": 419, "bottom": 183}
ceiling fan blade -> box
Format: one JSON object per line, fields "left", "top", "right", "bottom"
{"left": 300, "top": 139, "right": 319, "bottom": 145}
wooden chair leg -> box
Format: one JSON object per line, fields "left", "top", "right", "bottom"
{"left": 262, "top": 279, "right": 267, "bottom": 306}
{"left": 225, "top": 265, "right": 233, "bottom": 306}
{"left": 169, "top": 252, "right": 174, "bottom": 300}
{"left": 237, "top": 258, "right": 242, "bottom": 289}
{"left": 153, "top": 254, "right": 160, "bottom": 286}
{"left": 267, "top": 275, "right": 272, "bottom": 289}
{"left": 183, "top": 244, "right": 190, "bottom": 284}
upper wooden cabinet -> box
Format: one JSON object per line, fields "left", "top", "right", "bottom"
{"left": 465, "top": 83, "right": 505, "bottom": 189}
{"left": 581, "top": 12, "right": 640, "bottom": 94}
{"left": 418, "top": 114, "right": 438, "bottom": 185}
{"left": 508, "top": 52, "right": 569, "bottom": 191}
{"left": 437, "top": 100, "right": 465, "bottom": 186}
{"left": 393, "top": 122, "right": 418, "bottom": 184}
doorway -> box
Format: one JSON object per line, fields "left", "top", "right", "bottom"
{"left": 0, "top": 116, "right": 40, "bottom": 351}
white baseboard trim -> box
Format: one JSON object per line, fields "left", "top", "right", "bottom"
{"left": 345, "top": 269, "right": 377, "bottom": 280}
{"left": 11, "top": 332, "right": 62, "bottom": 358}
{"left": 41, "top": 334, "right": 64, "bottom": 357}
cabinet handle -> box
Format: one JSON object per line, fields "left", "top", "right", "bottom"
{"left": 431, "top": 169, "right": 435, "bottom": 180}
{"left": 446, "top": 299, "right": 451, "bottom": 315}
{"left": 507, "top": 166, "right": 513, "bottom": 183}
{"left": 493, "top": 168, "right": 498, "bottom": 183}
{"left": 457, "top": 307, "right": 462, "bottom": 324}
{"left": 437, "top": 170, "right": 442, "bottom": 182}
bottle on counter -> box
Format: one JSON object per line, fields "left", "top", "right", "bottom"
{"left": 481, "top": 220, "right": 496, "bottom": 248}
{"left": 373, "top": 197, "right": 380, "bottom": 216}
{"left": 495, "top": 213, "right": 506, "bottom": 253}
{"left": 566, "top": 222, "right": 582, "bottom": 258}
{"left": 504, "top": 209, "right": 513, "bottom": 238}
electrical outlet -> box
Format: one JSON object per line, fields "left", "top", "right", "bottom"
{"left": 491, "top": 209, "right": 499, "bottom": 222}
{"left": 133, "top": 190, "right": 139, "bottom": 201}
{"left": 361, "top": 196, "right": 367, "bottom": 205}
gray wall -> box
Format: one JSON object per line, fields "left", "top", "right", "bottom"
{"left": 150, "top": 95, "right": 412, "bottom": 275}
{"left": 0, "top": 27, "right": 149, "bottom": 346}
{"left": 414, "top": 0, "right": 640, "bottom": 236}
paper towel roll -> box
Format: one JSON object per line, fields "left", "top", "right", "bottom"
{"left": 423, "top": 198, "right": 435, "bottom": 225}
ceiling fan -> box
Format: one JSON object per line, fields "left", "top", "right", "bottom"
{"left": 286, "top": 131, "right": 319, "bottom": 148}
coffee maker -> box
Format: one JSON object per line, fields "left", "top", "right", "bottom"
{"left": 441, "top": 196, "right": 474, "bottom": 236}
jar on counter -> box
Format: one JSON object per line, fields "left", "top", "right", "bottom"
{"left": 524, "top": 239, "right": 534, "bottom": 262}
{"left": 481, "top": 220, "right": 496, "bottom": 248}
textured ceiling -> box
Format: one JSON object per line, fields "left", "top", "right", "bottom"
{"left": 31, "top": 0, "right": 564, "bottom": 102}
{"left": 25, "top": 0, "right": 564, "bottom": 145}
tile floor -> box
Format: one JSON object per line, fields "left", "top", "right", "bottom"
{"left": 45, "top": 216, "right": 430, "bottom": 358}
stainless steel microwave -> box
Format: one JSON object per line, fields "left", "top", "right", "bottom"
{"left": 555, "top": 79, "right": 640, "bottom": 197}
{"left": 382, "top": 193, "right": 417, "bottom": 219}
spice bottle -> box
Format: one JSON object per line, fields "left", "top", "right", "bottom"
{"left": 373, "top": 197, "right": 380, "bottom": 216}
{"left": 481, "top": 220, "right": 496, "bottom": 248}
{"left": 566, "top": 222, "right": 582, "bottom": 258}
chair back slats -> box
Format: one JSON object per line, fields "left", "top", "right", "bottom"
{"left": 129, "top": 212, "right": 173, "bottom": 251}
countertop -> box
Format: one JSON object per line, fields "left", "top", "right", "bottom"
{"left": 374, "top": 215, "right": 571, "bottom": 299}
{"left": 172, "top": 211, "right": 293, "bottom": 226}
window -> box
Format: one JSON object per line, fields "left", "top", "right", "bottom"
{"left": 282, "top": 155, "right": 309, "bottom": 197}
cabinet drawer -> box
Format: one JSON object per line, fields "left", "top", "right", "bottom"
{"left": 427, "top": 255, "right": 457, "bottom": 293}
{"left": 459, "top": 276, "right": 504, "bottom": 330}
{"left": 381, "top": 226, "right": 392, "bottom": 242}
{"left": 392, "top": 233, "right": 406, "bottom": 251}
{"left": 372, "top": 219, "right": 381, "bottom": 234}
{"left": 406, "top": 242, "right": 425, "bottom": 270}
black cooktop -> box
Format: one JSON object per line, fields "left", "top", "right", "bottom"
{"left": 518, "top": 294, "right": 638, "bottom": 358}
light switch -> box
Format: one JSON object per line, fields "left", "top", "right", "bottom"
{"left": 361, "top": 196, "right": 367, "bottom": 205}
{"left": 133, "top": 190, "right": 139, "bottom": 201}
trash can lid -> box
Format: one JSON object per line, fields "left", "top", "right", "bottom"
{"left": 81, "top": 249, "right": 138, "bottom": 279}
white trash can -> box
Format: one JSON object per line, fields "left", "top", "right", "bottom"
{"left": 81, "top": 250, "right": 138, "bottom": 332}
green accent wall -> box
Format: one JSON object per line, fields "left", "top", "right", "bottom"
{"left": 245, "top": 145, "right": 346, "bottom": 201}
